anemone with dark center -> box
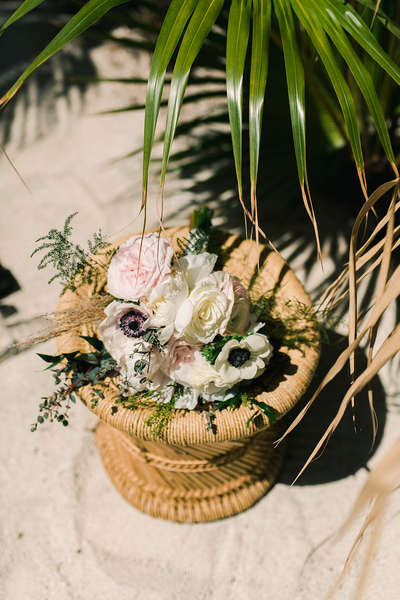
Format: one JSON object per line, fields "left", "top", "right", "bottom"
{"left": 119, "top": 311, "right": 147, "bottom": 339}
{"left": 228, "top": 348, "right": 251, "bottom": 368}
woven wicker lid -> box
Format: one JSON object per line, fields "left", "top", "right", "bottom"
{"left": 57, "top": 226, "right": 320, "bottom": 445}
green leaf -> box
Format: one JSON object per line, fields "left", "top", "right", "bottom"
{"left": 37, "top": 353, "right": 62, "bottom": 364}
{"left": 160, "top": 0, "right": 226, "bottom": 192}
{"left": 356, "top": 0, "right": 400, "bottom": 41}
{"left": 311, "top": 0, "right": 395, "bottom": 168}
{"left": 142, "top": 0, "right": 200, "bottom": 208}
{"left": 274, "top": 0, "right": 322, "bottom": 256}
{"left": 249, "top": 0, "right": 271, "bottom": 196}
{"left": 273, "top": 0, "right": 306, "bottom": 188}
{"left": 290, "top": 0, "right": 364, "bottom": 178}
{"left": 0, "top": 0, "right": 131, "bottom": 112}
{"left": 37, "top": 353, "right": 64, "bottom": 370}
{"left": 252, "top": 399, "right": 277, "bottom": 423}
{"left": 0, "top": 0, "right": 45, "bottom": 36}
{"left": 247, "top": 411, "right": 260, "bottom": 427}
{"left": 78, "top": 353, "right": 100, "bottom": 365}
{"left": 323, "top": 0, "right": 400, "bottom": 87}
{"left": 225, "top": 0, "right": 252, "bottom": 205}
{"left": 80, "top": 335, "right": 103, "bottom": 352}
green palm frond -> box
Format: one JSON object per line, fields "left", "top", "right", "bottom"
{"left": 0, "top": 0, "right": 45, "bottom": 36}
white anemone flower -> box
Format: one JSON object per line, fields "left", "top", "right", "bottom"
{"left": 214, "top": 333, "right": 273, "bottom": 382}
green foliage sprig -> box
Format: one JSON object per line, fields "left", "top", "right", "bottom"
{"left": 32, "top": 336, "right": 119, "bottom": 432}
{"left": 31, "top": 213, "right": 115, "bottom": 294}
{"left": 216, "top": 388, "right": 277, "bottom": 427}
{"left": 251, "top": 291, "right": 325, "bottom": 351}
{"left": 176, "top": 206, "right": 227, "bottom": 268}
{"left": 114, "top": 384, "right": 183, "bottom": 437}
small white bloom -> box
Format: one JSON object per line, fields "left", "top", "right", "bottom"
{"left": 202, "top": 388, "right": 237, "bottom": 404}
{"left": 190, "top": 359, "right": 236, "bottom": 395}
{"left": 174, "top": 387, "right": 199, "bottom": 410}
{"left": 155, "top": 385, "right": 176, "bottom": 405}
{"left": 214, "top": 333, "right": 273, "bottom": 383}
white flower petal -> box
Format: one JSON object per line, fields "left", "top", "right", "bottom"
{"left": 174, "top": 252, "right": 218, "bottom": 290}
{"left": 175, "top": 298, "right": 194, "bottom": 332}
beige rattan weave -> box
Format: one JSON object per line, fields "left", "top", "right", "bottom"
{"left": 57, "top": 227, "right": 320, "bottom": 522}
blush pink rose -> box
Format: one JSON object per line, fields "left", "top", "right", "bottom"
{"left": 107, "top": 233, "right": 174, "bottom": 301}
{"left": 225, "top": 278, "right": 252, "bottom": 335}
{"left": 162, "top": 337, "right": 202, "bottom": 387}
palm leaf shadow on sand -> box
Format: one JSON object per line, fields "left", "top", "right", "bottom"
{"left": 278, "top": 330, "right": 387, "bottom": 487}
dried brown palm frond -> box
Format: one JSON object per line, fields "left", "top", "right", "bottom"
{"left": 326, "top": 438, "right": 400, "bottom": 600}
{"left": 277, "top": 176, "right": 400, "bottom": 598}
{"left": 13, "top": 294, "right": 112, "bottom": 350}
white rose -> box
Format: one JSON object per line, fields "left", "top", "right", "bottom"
{"left": 175, "top": 280, "right": 229, "bottom": 344}
{"left": 173, "top": 252, "right": 217, "bottom": 290}
{"left": 214, "top": 333, "right": 273, "bottom": 382}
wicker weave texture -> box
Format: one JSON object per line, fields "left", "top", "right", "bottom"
{"left": 96, "top": 420, "right": 287, "bottom": 523}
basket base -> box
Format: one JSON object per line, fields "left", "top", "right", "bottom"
{"left": 96, "top": 421, "right": 286, "bottom": 523}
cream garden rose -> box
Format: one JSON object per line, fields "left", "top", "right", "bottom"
{"left": 175, "top": 279, "right": 229, "bottom": 344}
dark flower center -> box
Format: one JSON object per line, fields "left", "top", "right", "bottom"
{"left": 119, "top": 311, "right": 146, "bottom": 339}
{"left": 228, "top": 348, "right": 251, "bottom": 368}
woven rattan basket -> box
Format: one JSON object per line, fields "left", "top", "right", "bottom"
{"left": 57, "top": 226, "right": 320, "bottom": 523}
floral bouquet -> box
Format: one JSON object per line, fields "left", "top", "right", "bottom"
{"left": 99, "top": 223, "right": 273, "bottom": 414}
{"left": 29, "top": 209, "right": 289, "bottom": 434}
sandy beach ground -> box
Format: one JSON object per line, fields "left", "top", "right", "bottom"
{"left": 0, "top": 15, "right": 399, "bottom": 600}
